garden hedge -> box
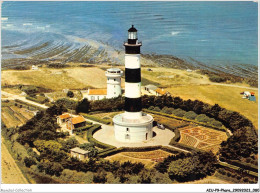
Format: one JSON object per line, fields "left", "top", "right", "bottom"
{"left": 26, "top": 96, "right": 48, "bottom": 104}
{"left": 15, "top": 99, "right": 45, "bottom": 110}
{"left": 226, "top": 160, "right": 258, "bottom": 173}
{"left": 144, "top": 109, "right": 227, "bottom": 132}
{"left": 80, "top": 113, "right": 111, "bottom": 125}
{"left": 218, "top": 161, "right": 258, "bottom": 178}
{"left": 73, "top": 125, "right": 93, "bottom": 134}
{"left": 98, "top": 145, "right": 184, "bottom": 158}
{"left": 87, "top": 124, "right": 116, "bottom": 149}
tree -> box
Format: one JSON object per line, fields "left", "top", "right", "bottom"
{"left": 24, "top": 156, "right": 37, "bottom": 167}
{"left": 76, "top": 98, "right": 90, "bottom": 113}
{"left": 55, "top": 98, "right": 77, "bottom": 111}
{"left": 151, "top": 171, "right": 172, "bottom": 184}
{"left": 61, "top": 137, "right": 79, "bottom": 152}
{"left": 93, "top": 169, "right": 107, "bottom": 183}
{"left": 67, "top": 90, "right": 74, "bottom": 98}
{"left": 34, "top": 140, "right": 62, "bottom": 153}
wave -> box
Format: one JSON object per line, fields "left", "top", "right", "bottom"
{"left": 171, "top": 31, "right": 180, "bottom": 36}
{"left": 23, "top": 23, "right": 32, "bottom": 26}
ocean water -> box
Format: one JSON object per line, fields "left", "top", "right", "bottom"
{"left": 1, "top": 1, "right": 258, "bottom": 66}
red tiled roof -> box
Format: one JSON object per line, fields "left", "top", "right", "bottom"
{"left": 71, "top": 116, "right": 86, "bottom": 125}
{"left": 59, "top": 113, "right": 71, "bottom": 119}
{"left": 88, "top": 89, "right": 107, "bottom": 95}
{"left": 155, "top": 88, "right": 167, "bottom": 95}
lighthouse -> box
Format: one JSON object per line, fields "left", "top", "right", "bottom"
{"left": 113, "top": 25, "right": 154, "bottom": 142}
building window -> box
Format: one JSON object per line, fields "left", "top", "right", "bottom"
{"left": 125, "top": 134, "right": 130, "bottom": 140}
{"left": 126, "top": 128, "right": 129, "bottom": 132}
{"left": 97, "top": 96, "right": 99, "bottom": 100}
{"left": 114, "top": 79, "right": 116, "bottom": 81}
{"left": 91, "top": 96, "right": 95, "bottom": 100}
{"left": 114, "top": 85, "right": 115, "bottom": 88}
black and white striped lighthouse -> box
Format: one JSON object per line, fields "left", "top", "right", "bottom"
{"left": 124, "top": 25, "right": 142, "bottom": 119}
{"left": 113, "top": 25, "right": 154, "bottom": 142}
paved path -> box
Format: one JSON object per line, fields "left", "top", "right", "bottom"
{"left": 1, "top": 91, "right": 48, "bottom": 109}
{"left": 83, "top": 117, "right": 190, "bottom": 152}
{"left": 1, "top": 137, "right": 28, "bottom": 184}
{"left": 93, "top": 125, "right": 175, "bottom": 148}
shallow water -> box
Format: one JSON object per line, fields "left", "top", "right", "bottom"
{"left": 1, "top": 1, "right": 258, "bottom": 66}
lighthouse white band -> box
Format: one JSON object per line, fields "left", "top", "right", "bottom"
{"left": 125, "top": 82, "right": 141, "bottom": 98}
{"left": 125, "top": 54, "right": 140, "bottom": 69}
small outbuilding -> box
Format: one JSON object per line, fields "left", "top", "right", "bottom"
{"left": 70, "top": 147, "right": 90, "bottom": 161}
{"left": 144, "top": 84, "right": 158, "bottom": 93}
{"left": 67, "top": 116, "right": 86, "bottom": 131}
{"left": 155, "top": 88, "right": 168, "bottom": 96}
{"left": 57, "top": 113, "right": 71, "bottom": 125}
{"left": 31, "top": 65, "right": 39, "bottom": 70}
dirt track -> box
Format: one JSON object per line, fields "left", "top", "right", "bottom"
{"left": 1, "top": 137, "right": 28, "bottom": 184}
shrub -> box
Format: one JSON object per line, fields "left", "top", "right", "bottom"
{"left": 195, "top": 114, "right": 210, "bottom": 123}
{"left": 184, "top": 111, "right": 197, "bottom": 120}
{"left": 209, "top": 75, "right": 227, "bottom": 83}
{"left": 153, "top": 106, "right": 161, "bottom": 112}
{"left": 67, "top": 90, "right": 74, "bottom": 98}
{"left": 24, "top": 156, "right": 37, "bottom": 167}
{"left": 161, "top": 107, "right": 174, "bottom": 114}
{"left": 211, "top": 120, "right": 223, "bottom": 128}
{"left": 172, "top": 108, "right": 185, "bottom": 117}
{"left": 148, "top": 106, "right": 154, "bottom": 110}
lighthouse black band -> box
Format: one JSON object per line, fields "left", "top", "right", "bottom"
{"left": 128, "top": 39, "right": 137, "bottom": 44}
{"left": 125, "top": 97, "right": 142, "bottom": 112}
{"left": 125, "top": 68, "right": 141, "bottom": 83}
{"left": 125, "top": 45, "right": 140, "bottom": 54}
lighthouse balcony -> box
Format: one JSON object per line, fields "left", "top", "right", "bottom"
{"left": 105, "top": 71, "right": 123, "bottom": 77}
{"left": 124, "top": 41, "right": 142, "bottom": 46}
{"left": 113, "top": 112, "right": 153, "bottom": 126}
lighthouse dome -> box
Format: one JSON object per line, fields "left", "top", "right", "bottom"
{"left": 128, "top": 25, "right": 137, "bottom": 32}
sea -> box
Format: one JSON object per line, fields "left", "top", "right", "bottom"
{"left": 1, "top": 1, "right": 258, "bottom": 67}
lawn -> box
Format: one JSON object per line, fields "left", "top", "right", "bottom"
{"left": 167, "top": 84, "right": 258, "bottom": 129}
{"left": 141, "top": 67, "right": 258, "bottom": 129}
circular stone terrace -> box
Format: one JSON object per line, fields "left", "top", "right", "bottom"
{"left": 93, "top": 124, "right": 175, "bottom": 148}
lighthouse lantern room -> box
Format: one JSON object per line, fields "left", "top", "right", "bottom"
{"left": 113, "top": 25, "right": 154, "bottom": 142}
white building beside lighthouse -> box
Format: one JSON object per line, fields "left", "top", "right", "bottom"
{"left": 82, "top": 68, "right": 123, "bottom": 100}
{"left": 113, "top": 25, "right": 154, "bottom": 142}
{"left": 106, "top": 68, "right": 123, "bottom": 99}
